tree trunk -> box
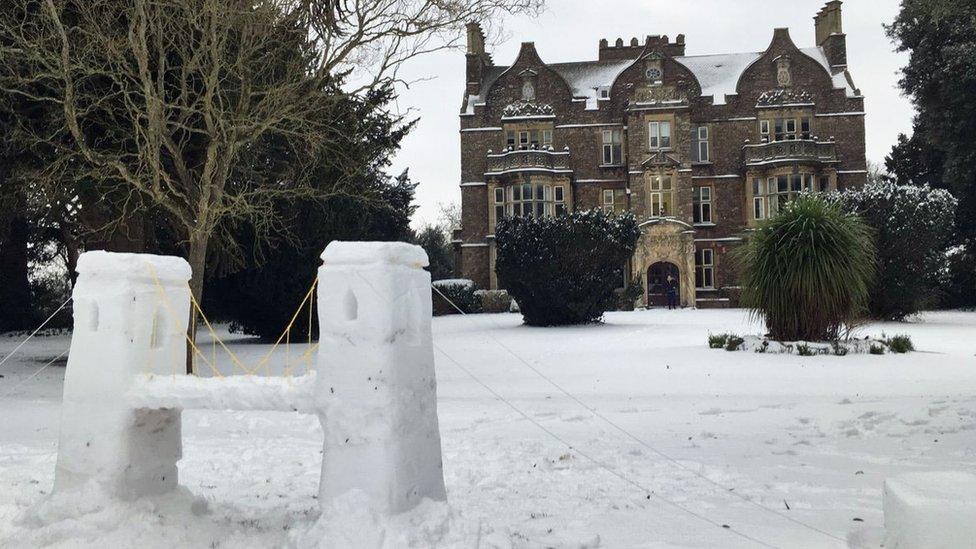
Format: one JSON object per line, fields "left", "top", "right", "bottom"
{"left": 185, "top": 229, "right": 210, "bottom": 374}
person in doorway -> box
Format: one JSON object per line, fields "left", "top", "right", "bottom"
{"left": 665, "top": 275, "right": 678, "bottom": 310}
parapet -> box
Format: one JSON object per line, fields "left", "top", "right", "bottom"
{"left": 76, "top": 251, "right": 192, "bottom": 283}
{"left": 321, "top": 241, "right": 429, "bottom": 269}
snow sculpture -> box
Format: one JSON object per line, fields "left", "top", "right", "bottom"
{"left": 884, "top": 471, "right": 976, "bottom": 549}
{"left": 54, "top": 251, "right": 192, "bottom": 497}
{"left": 315, "top": 241, "right": 447, "bottom": 516}
{"left": 51, "top": 242, "right": 447, "bottom": 523}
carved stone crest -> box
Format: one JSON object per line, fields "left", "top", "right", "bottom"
{"left": 775, "top": 56, "right": 792, "bottom": 87}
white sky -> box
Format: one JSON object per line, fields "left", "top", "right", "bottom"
{"left": 390, "top": 0, "right": 913, "bottom": 228}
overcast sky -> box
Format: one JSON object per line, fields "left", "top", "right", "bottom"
{"left": 389, "top": 0, "right": 913, "bottom": 228}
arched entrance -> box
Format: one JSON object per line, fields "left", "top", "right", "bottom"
{"left": 631, "top": 218, "right": 697, "bottom": 309}
{"left": 647, "top": 262, "right": 679, "bottom": 307}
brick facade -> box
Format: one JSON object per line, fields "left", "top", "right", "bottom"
{"left": 456, "top": 1, "right": 867, "bottom": 307}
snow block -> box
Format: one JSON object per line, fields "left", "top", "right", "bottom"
{"left": 315, "top": 241, "right": 447, "bottom": 517}
{"left": 884, "top": 471, "right": 976, "bottom": 549}
{"left": 54, "top": 251, "right": 191, "bottom": 499}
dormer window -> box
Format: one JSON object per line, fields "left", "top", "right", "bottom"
{"left": 599, "top": 88, "right": 610, "bottom": 99}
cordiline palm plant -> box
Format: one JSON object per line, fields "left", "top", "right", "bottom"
{"left": 738, "top": 194, "right": 876, "bottom": 342}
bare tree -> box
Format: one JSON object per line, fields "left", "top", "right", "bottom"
{"left": 0, "top": 0, "right": 541, "bottom": 372}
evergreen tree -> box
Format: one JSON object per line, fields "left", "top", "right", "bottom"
{"left": 833, "top": 181, "right": 957, "bottom": 320}
{"left": 886, "top": 0, "right": 976, "bottom": 305}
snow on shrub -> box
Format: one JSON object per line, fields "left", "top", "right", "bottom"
{"left": 494, "top": 210, "right": 640, "bottom": 326}
{"left": 475, "top": 289, "right": 513, "bottom": 314}
{"left": 831, "top": 181, "right": 957, "bottom": 320}
{"left": 432, "top": 279, "right": 482, "bottom": 314}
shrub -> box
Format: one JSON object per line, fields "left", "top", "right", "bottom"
{"left": 477, "top": 289, "right": 513, "bottom": 314}
{"left": 796, "top": 343, "right": 814, "bottom": 356}
{"left": 831, "top": 341, "right": 849, "bottom": 356}
{"left": 708, "top": 333, "right": 729, "bottom": 349}
{"left": 886, "top": 334, "right": 915, "bottom": 354}
{"left": 869, "top": 344, "right": 885, "bottom": 355}
{"left": 756, "top": 340, "right": 770, "bottom": 353}
{"left": 724, "top": 335, "right": 744, "bottom": 351}
{"left": 832, "top": 181, "right": 957, "bottom": 320}
{"left": 432, "top": 279, "right": 482, "bottom": 315}
{"left": 614, "top": 280, "right": 644, "bottom": 311}
{"left": 495, "top": 210, "right": 641, "bottom": 326}
{"left": 738, "top": 194, "right": 876, "bottom": 341}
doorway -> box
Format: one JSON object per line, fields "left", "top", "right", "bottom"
{"left": 647, "top": 262, "right": 679, "bottom": 307}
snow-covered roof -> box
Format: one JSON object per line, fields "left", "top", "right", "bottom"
{"left": 672, "top": 52, "right": 763, "bottom": 106}
{"left": 548, "top": 59, "right": 636, "bottom": 110}
{"left": 463, "top": 46, "right": 859, "bottom": 114}
{"left": 673, "top": 46, "right": 859, "bottom": 105}
{"left": 463, "top": 65, "right": 509, "bottom": 115}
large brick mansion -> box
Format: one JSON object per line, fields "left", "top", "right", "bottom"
{"left": 454, "top": 1, "right": 867, "bottom": 307}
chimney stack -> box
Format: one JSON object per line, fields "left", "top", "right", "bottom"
{"left": 814, "top": 1, "right": 847, "bottom": 71}
{"left": 465, "top": 22, "right": 491, "bottom": 95}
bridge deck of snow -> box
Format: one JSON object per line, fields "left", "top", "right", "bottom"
{"left": 126, "top": 373, "right": 318, "bottom": 413}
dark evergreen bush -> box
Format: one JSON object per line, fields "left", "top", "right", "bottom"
{"left": 833, "top": 181, "right": 956, "bottom": 319}
{"left": 738, "top": 194, "right": 876, "bottom": 341}
{"left": 494, "top": 210, "right": 640, "bottom": 326}
{"left": 432, "top": 280, "right": 482, "bottom": 315}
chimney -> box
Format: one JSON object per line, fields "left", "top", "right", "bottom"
{"left": 466, "top": 22, "right": 491, "bottom": 95}
{"left": 814, "top": 1, "right": 847, "bottom": 71}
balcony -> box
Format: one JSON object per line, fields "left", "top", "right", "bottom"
{"left": 743, "top": 139, "right": 838, "bottom": 168}
{"left": 485, "top": 148, "right": 572, "bottom": 176}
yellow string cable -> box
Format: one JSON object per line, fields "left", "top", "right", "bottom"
{"left": 282, "top": 342, "right": 319, "bottom": 378}
{"left": 187, "top": 290, "right": 252, "bottom": 375}
{"left": 145, "top": 263, "right": 223, "bottom": 378}
{"left": 253, "top": 278, "right": 318, "bottom": 374}
{"left": 305, "top": 283, "right": 315, "bottom": 374}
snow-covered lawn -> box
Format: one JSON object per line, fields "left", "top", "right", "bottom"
{"left": 1, "top": 309, "right": 975, "bottom": 548}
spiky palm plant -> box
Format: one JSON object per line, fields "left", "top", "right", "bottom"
{"left": 738, "top": 194, "right": 875, "bottom": 341}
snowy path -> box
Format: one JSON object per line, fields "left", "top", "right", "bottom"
{"left": 1, "top": 309, "right": 974, "bottom": 548}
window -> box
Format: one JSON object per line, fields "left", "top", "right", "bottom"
{"left": 494, "top": 187, "right": 505, "bottom": 224}
{"left": 554, "top": 185, "right": 567, "bottom": 216}
{"left": 602, "top": 189, "right": 625, "bottom": 214}
{"left": 506, "top": 128, "right": 553, "bottom": 150}
{"left": 762, "top": 117, "right": 811, "bottom": 142}
{"left": 649, "top": 175, "right": 674, "bottom": 217}
{"left": 648, "top": 121, "right": 671, "bottom": 149}
{"left": 752, "top": 179, "right": 766, "bottom": 220}
{"left": 693, "top": 186, "right": 712, "bottom": 224}
{"left": 599, "top": 88, "right": 610, "bottom": 99}
{"left": 752, "top": 173, "right": 819, "bottom": 219}
{"left": 693, "top": 126, "right": 709, "bottom": 163}
{"left": 602, "top": 129, "right": 623, "bottom": 165}
{"left": 695, "top": 249, "right": 715, "bottom": 289}
{"left": 646, "top": 67, "right": 663, "bottom": 84}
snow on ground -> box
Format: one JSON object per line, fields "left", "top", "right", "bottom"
{"left": 1, "top": 309, "right": 975, "bottom": 548}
